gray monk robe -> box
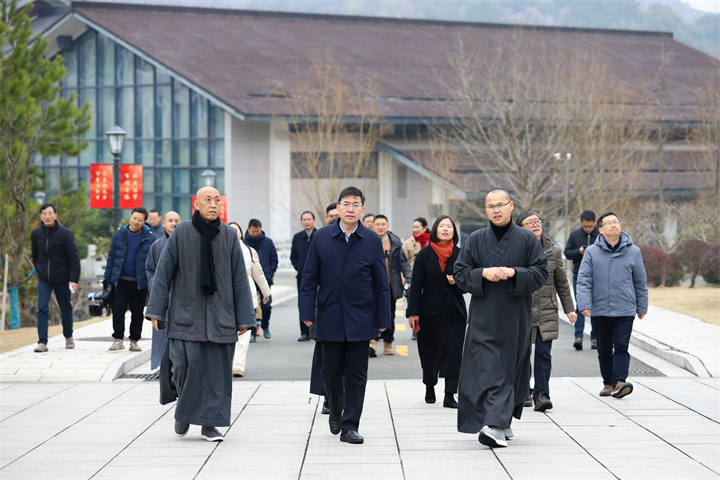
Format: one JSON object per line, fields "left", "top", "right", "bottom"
{"left": 145, "top": 221, "right": 255, "bottom": 426}
{"left": 453, "top": 222, "right": 547, "bottom": 433}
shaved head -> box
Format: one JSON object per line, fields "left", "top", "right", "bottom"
{"left": 196, "top": 186, "right": 219, "bottom": 198}
{"left": 194, "top": 187, "right": 221, "bottom": 222}
{"left": 163, "top": 211, "right": 181, "bottom": 235}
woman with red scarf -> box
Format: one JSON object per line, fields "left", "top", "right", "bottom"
{"left": 406, "top": 215, "right": 467, "bottom": 408}
{"left": 403, "top": 217, "right": 430, "bottom": 269}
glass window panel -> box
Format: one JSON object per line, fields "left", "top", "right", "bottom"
{"left": 98, "top": 34, "right": 115, "bottom": 86}
{"left": 208, "top": 104, "right": 224, "bottom": 138}
{"left": 78, "top": 167, "right": 89, "bottom": 187}
{"left": 156, "top": 85, "right": 171, "bottom": 138}
{"left": 62, "top": 48, "right": 77, "bottom": 88}
{"left": 97, "top": 140, "right": 107, "bottom": 163}
{"left": 190, "top": 140, "right": 208, "bottom": 167}
{"left": 79, "top": 88, "right": 96, "bottom": 139}
{"left": 135, "top": 57, "right": 154, "bottom": 86}
{"left": 45, "top": 169, "right": 60, "bottom": 192}
{"left": 63, "top": 155, "right": 78, "bottom": 167}
{"left": 136, "top": 86, "right": 154, "bottom": 138}
{"left": 174, "top": 140, "right": 189, "bottom": 166}
{"left": 46, "top": 155, "right": 60, "bottom": 166}
{"left": 78, "top": 31, "right": 96, "bottom": 87}
{"left": 136, "top": 141, "right": 154, "bottom": 166}
{"left": 31, "top": 152, "right": 42, "bottom": 166}
{"left": 155, "top": 168, "right": 172, "bottom": 194}
{"left": 79, "top": 142, "right": 96, "bottom": 167}
{"left": 156, "top": 140, "right": 171, "bottom": 166}
{"left": 116, "top": 46, "right": 134, "bottom": 86}
{"left": 116, "top": 87, "right": 135, "bottom": 138}
{"left": 143, "top": 170, "right": 155, "bottom": 196}
{"left": 215, "top": 170, "right": 224, "bottom": 194}
{"left": 61, "top": 168, "right": 79, "bottom": 185}
{"left": 163, "top": 196, "right": 176, "bottom": 218}
{"left": 173, "top": 80, "right": 190, "bottom": 137}
{"left": 120, "top": 140, "right": 133, "bottom": 165}
{"left": 190, "top": 91, "right": 208, "bottom": 138}
{"left": 173, "top": 169, "right": 189, "bottom": 194}
{"left": 98, "top": 88, "right": 116, "bottom": 135}
{"left": 209, "top": 140, "right": 224, "bottom": 167}
{"left": 156, "top": 69, "right": 171, "bottom": 85}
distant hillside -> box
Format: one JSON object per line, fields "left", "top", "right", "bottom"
{"left": 92, "top": 0, "right": 720, "bottom": 59}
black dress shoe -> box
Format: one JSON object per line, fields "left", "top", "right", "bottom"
{"left": 340, "top": 430, "right": 364, "bottom": 444}
{"left": 321, "top": 398, "right": 330, "bottom": 415}
{"left": 425, "top": 385, "right": 436, "bottom": 404}
{"left": 443, "top": 393, "right": 458, "bottom": 409}
{"left": 328, "top": 414, "right": 341, "bottom": 435}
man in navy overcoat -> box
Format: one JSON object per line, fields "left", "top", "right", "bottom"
{"left": 299, "top": 186, "right": 391, "bottom": 444}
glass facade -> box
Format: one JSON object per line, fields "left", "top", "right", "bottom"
{"left": 35, "top": 29, "right": 225, "bottom": 220}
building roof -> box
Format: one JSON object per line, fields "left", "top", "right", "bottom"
{"left": 44, "top": 2, "right": 719, "bottom": 124}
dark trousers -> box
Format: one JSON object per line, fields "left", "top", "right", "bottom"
{"left": 112, "top": 278, "right": 147, "bottom": 341}
{"left": 296, "top": 276, "right": 309, "bottom": 336}
{"left": 593, "top": 315, "right": 634, "bottom": 387}
{"left": 573, "top": 275, "right": 596, "bottom": 341}
{"left": 378, "top": 298, "right": 396, "bottom": 343}
{"left": 322, "top": 340, "right": 369, "bottom": 434}
{"left": 532, "top": 333, "right": 553, "bottom": 400}
{"left": 259, "top": 290, "right": 272, "bottom": 330}
{"left": 36, "top": 278, "right": 73, "bottom": 344}
{"left": 423, "top": 370, "right": 458, "bottom": 394}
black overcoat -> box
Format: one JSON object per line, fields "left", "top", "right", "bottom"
{"left": 406, "top": 245, "right": 466, "bottom": 380}
{"left": 453, "top": 223, "right": 548, "bottom": 432}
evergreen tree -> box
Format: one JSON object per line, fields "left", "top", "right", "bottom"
{"left": 0, "top": 0, "right": 92, "bottom": 326}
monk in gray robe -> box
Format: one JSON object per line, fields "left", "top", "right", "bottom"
{"left": 145, "top": 187, "right": 255, "bottom": 441}
{"left": 453, "top": 188, "right": 548, "bottom": 448}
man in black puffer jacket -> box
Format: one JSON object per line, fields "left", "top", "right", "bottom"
{"left": 30, "top": 203, "right": 81, "bottom": 352}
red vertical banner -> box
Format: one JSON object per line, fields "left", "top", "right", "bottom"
{"left": 90, "top": 164, "right": 113, "bottom": 209}
{"left": 191, "top": 194, "right": 227, "bottom": 223}
{"left": 119, "top": 165, "right": 143, "bottom": 209}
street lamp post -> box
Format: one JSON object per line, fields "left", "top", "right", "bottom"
{"left": 554, "top": 152, "right": 572, "bottom": 246}
{"left": 106, "top": 126, "right": 126, "bottom": 230}
{"left": 33, "top": 191, "right": 47, "bottom": 205}
{"left": 201, "top": 169, "right": 217, "bottom": 188}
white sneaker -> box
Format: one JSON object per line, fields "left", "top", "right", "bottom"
{"left": 109, "top": 338, "right": 124, "bottom": 351}
{"left": 129, "top": 340, "right": 142, "bottom": 352}
{"left": 478, "top": 426, "right": 507, "bottom": 448}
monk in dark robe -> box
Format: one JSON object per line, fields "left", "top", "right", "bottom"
{"left": 146, "top": 187, "right": 255, "bottom": 442}
{"left": 453, "top": 188, "right": 548, "bottom": 448}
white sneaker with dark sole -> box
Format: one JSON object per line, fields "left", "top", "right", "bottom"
{"left": 109, "top": 339, "right": 124, "bottom": 351}
{"left": 478, "top": 426, "right": 507, "bottom": 448}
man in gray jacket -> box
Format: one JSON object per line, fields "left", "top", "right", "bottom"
{"left": 576, "top": 212, "right": 648, "bottom": 399}
{"left": 145, "top": 187, "right": 255, "bottom": 441}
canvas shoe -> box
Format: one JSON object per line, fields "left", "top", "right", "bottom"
{"left": 478, "top": 426, "right": 507, "bottom": 448}
{"left": 201, "top": 426, "right": 223, "bottom": 442}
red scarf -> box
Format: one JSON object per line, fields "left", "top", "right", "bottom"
{"left": 431, "top": 240, "right": 454, "bottom": 273}
{"left": 413, "top": 231, "right": 430, "bottom": 248}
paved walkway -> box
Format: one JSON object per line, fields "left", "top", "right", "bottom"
{"left": 1, "top": 286, "right": 719, "bottom": 479}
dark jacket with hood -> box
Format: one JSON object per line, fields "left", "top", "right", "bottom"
{"left": 244, "top": 231, "right": 278, "bottom": 285}
{"left": 30, "top": 221, "right": 81, "bottom": 284}
{"left": 565, "top": 225, "right": 600, "bottom": 276}
{"left": 104, "top": 223, "right": 156, "bottom": 290}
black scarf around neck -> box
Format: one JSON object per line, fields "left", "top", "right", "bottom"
{"left": 192, "top": 210, "right": 221, "bottom": 295}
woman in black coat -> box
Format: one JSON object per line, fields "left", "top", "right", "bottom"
{"left": 406, "top": 215, "right": 467, "bottom": 408}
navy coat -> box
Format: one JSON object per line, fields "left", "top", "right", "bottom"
{"left": 244, "top": 231, "right": 278, "bottom": 285}
{"left": 104, "top": 224, "right": 156, "bottom": 290}
{"left": 290, "top": 228, "right": 316, "bottom": 279}
{"left": 299, "top": 221, "right": 392, "bottom": 342}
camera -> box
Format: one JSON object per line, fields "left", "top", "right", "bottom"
{"left": 88, "top": 284, "right": 114, "bottom": 317}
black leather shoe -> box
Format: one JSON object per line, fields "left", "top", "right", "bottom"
{"left": 534, "top": 395, "right": 553, "bottom": 412}
{"left": 321, "top": 398, "right": 330, "bottom": 415}
{"left": 328, "top": 414, "right": 341, "bottom": 435}
{"left": 443, "top": 393, "right": 458, "bottom": 409}
{"left": 340, "top": 430, "right": 364, "bottom": 444}
{"left": 425, "top": 385, "right": 436, "bottom": 404}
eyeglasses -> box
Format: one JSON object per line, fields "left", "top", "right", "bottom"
{"left": 339, "top": 202, "right": 363, "bottom": 209}
{"left": 601, "top": 220, "right": 621, "bottom": 227}
{"left": 522, "top": 220, "right": 542, "bottom": 227}
{"left": 485, "top": 201, "right": 512, "bottom": 211}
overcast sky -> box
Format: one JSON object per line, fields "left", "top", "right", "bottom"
{"left": 682, "top": 0, "right": 720, "bottom": 13}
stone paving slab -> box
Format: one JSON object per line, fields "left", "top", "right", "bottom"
{"left": 1, "top": 378, "right": 717, "bottom": 480}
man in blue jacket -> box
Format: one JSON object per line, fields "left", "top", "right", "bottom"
{"left": 577, "top": 212, "right": 648, "bottom": 399}
{"left": 564, "top": 210, "right": 600, "bottom": 350}
{"left": 244, "top": 219, "right": 278, "bottom": 341}
{"left": 290, "top": 210, "right": 317, "bottom": 341}
{"left": 299, "top": 186, "right": 391, "bottom": 445}
{"left": 30, "top": 203, "right": 81, "bottom": 352}
{"left": 104, "top": 206, "right": 156, "bottom": 352}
